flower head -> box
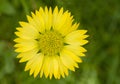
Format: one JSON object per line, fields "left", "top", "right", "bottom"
{"left": 14, "top": 6, "right": 89, "bottom": 79}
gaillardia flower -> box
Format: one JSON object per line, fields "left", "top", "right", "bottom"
{"left": 14, "top": 6, "right": 89, "bottom": 79}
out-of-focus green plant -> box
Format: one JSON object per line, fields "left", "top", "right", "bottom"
{"left": 0, "top": 0, "right": 120, "bottom": 84}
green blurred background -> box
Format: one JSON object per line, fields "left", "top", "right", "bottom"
{"left": 0, "top": 0, "right": 120, "bottom": 84}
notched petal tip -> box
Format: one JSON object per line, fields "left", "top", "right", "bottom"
{"left": 16, "top": 27, "right": 22, "bottom": 31}
{"left": 33, "top": 73, "right": 38, "bottom": 78}
{"left": 79, "top": 53, "right": 86, "bottom": 57}
{"left": 84, "top": 35, "right": 89, "bottom": 38}
{"left": 19, "top": 21, "right": 24, "bottom": 26}
{"left": 60, "top": 7, "right": 63, "bottom": 11}
{"left": 59, "top": 7, "right": 64, "bottom": 13}
{"left": 15, "top": 49, "right": 21, "bottom": 52}
{"left": 85, "top": 35, "right": 90, "bottom": 38}
{"left": 31, "top": 11, "right": 36, "bottom": 18}
{"left": 16, "top": 55, "right": 21, "bottom": 59}
{"left": 24, "top": 66, "right": 29, "bottom": 71}
{"left": 35, "top": 10, "right": 39, "bottom": 14}
{"left": 84, "top": 30, "right": 88, "bottom": 34}
{"left": 14, "top": 32, "right": 21, "bottom": 37}
{"left": 85, "top": 40, "right": 89, "bottom": 44}
{"left": 14, "top": 44, "right": 19, "bottom": 48}
{"left": 26, "top": 15, "right": 33, "bottom": 22}
{"left": 13, "top": 39, "right": 17, "bottom": 42}
{"left": 39, "top": 7, "right": 44, "bottom": 13}
{"left": 54, "top": 6, "right": 59, "bottom": 13}
{"left": 19, "top": 59, "right": 26, "bottom": 63}
{"left": 13, "top": 38, "right": 20, "bottom": 43}
{"left": 45, "top": 6, "right": 48, "bottom": 11}
{"left": 49, "top": 6, "right": 52, "bottom": 12}
{"left": 55, "top": 6, "right": 58, "bottom": 9}
{"left": 19, "top": 21, "right": 28, "bottom": 27}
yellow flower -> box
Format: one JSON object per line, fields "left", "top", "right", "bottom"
{"left": 14, "top": 6, "right": 89, "bottom": 79}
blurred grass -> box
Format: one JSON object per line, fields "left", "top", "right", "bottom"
{"left": 0, "top": 0, "right": 120, "bottom": 84}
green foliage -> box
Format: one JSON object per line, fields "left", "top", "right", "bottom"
{"left": 0, "top": 0, "right": 120, "bottom": 84}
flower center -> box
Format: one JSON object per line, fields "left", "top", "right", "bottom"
{"left": 38, "top": 30, "right": 64, "bottom": 56}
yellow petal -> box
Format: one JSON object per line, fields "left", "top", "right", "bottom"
{"left": 19, "top": 22, "right": 38, "bottom": 33}
{"left": 65, "top": 35, "right": 89, "bottom": 45}
{"left": 54, "top": 10, "right": 73, "bottom": 36}
{"left": 52, "top": 56, "right": 60, "bottom": 79}
{"left": 15, "top": 22, "right": 39, "bottom": 39}
{"left": 65, "top": 30, "right": 88, "bottom": 41}
{"left": 26, "top": 15, "right": 33, "bottom": 22}
{"left": 52, "top": 7, "right": 80, "bottom": 36}
{"left": 40, "top": 67, "right": 44, "bottom": 78}
{"left": 58, "top": 13, "right": 74, "bottom": 36}
{"left": 43, "top": 6, "right": 49, "bottom": 29}
{"left": 49, "top": 61, "right": 54, "bottom": 79}
{"left": 26, "top": 15, "right": 41, "bottom": 33}
{"left": 14, "top": 39, "right": 38, "bottom": 52}
{"left": 63, "top": 48, "right": 82, "bottom": 63}
{"left": 70, "top": 23, "right": 80, "bottom": 32}
{"left": 16, "top": 27, "right": 22, "bottom": 31}
{"left": 34, "top": 9, "right": 45, "bottom": 33}
{"left": 17, "top": 48, "right": 38, "bottom": 63}
{"left": 66, "top": 30, "right": 88, "bottom": 38}
{"left": 53, "top": 6, "right": 59, "bottom": 26}
{"left": 79, "top": 53, "right": 85, "bottom": 56}
{"left": 47, "top": 7, "right": 52, "bottom": 30}
{"left": 24, "top": 54, "right": 38, "bottom": 71}
{"left": 58, "top": 56, "right": 68, "bottom": 78}
{"left": 43, "top": 56, "right": 51, "bottom": 78}
{"left": 42, "top": 55, "right": 60, "bottom": 79}
{"left": 29, "top": 53, "right": 44, "bottom": 76}
{"left": 34, "top": 53, "right": 44, "bottom": 77}
{"left": 60, "top": 49, "right": 79, "bottom": 71}
{"left": 64, "top": 45, "right": 87, "bottom": 56}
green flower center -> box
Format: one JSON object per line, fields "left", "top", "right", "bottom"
{"left": 38, "top": 30, "right": 64, "bottom": 56}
